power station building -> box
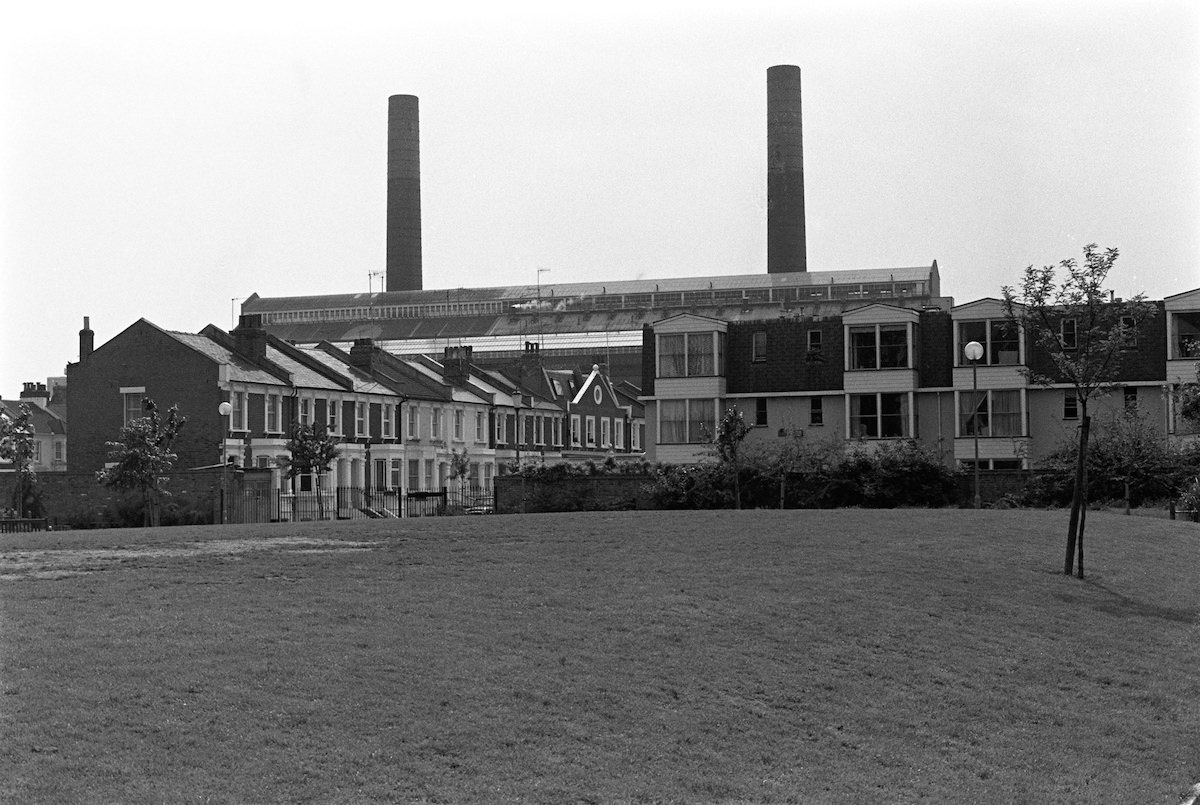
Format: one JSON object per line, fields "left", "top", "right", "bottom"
{"left": 244, "top": 66, "right": 945, "bottom": 392}
{"left": 239, "top": 66, "right": 1200, "bottom": 467}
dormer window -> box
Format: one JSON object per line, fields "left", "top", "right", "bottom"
{"left": 957, "top": 319, "right": 1020, "bottom": 365}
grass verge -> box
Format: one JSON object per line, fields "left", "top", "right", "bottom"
{"left": 1, "top": 510, "right": 1197, "bottom": 803}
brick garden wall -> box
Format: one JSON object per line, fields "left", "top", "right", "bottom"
{"left": 495, "top": 475, "right": 655, "bottom": 514}
{"left": 0, "top": 469, "right": 224, "bottom": 528}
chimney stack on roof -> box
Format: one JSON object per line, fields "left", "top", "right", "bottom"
{"left": 79, "top": 316, "right": 94, "bottom": 359}
{"left": 349, "top": 338, "right": 381, "bottom": 373}
{"left": 232, "top": 314, "right": 268, "bottom": 361}
{"left": 443, "top": 345, "right": 473, "bottom": 387}
{"left": 19, "top": 382, "right": 51, "bottom": 409}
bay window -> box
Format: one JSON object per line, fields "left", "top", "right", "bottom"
{"left": 959, "top": 389, "right": 1022, "bottom": 437}
{"left": 659, "top": 398, "right": 716, "bottom": 444}
{"left": 849, "top": 393, "right": 909, "bottom": 438}
{"left": 958, "top": 320, "right": 1020, "bottom": 365}
{"left": 849, "top": 324, "right": 910, "bottom": 370}
{"left": 657, "top": 331, "right": 724, "bottom": 378}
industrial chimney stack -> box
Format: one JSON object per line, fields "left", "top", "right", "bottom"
{"left": 767, "top": 65, "right": 807, "bottom": 274}
{"left": 386, "top": 94, "right": 423, "bottom": 292}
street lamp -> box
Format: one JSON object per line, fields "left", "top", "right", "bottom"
{"left": 218, "top": 401, "right": 232, "bottom": 524}
{"left": 514, "top": 393, "right": 527, "bottom": 514}
{"left": 964, "top": 340, "right": 984, "bottom": 509}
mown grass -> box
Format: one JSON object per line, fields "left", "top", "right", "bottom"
{"left": 0, "top": 510, "right": 1197, "bottom": 804}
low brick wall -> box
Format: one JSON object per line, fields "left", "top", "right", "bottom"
{"left": 0, "top": 469, "right": 224, "bottom": 528}
{"left": 955, "top": 469, "right": 1038, "bottom": 507}
{"left": 494, "top": 475, "right": 655, "bottom": 514}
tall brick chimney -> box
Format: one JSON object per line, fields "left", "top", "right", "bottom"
{"left": 231, "top": 314, "right": 268, "bottom": 361}
{"left": 767, "top": 65, "right": 807, "bottom": 274}
{"left": 387, "top": 94, "right": 422, "bottom": 292}
{"left": 79, "top": 316, "right": 94, "bottom": 359}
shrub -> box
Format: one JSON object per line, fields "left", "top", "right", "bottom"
{"left": 648, "top": 439, "right": 957, "bottom": 510}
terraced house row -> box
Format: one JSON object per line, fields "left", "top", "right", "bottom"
{"left": 639, "top": 287, "right": 1200, "bottom": 467}
{"left": 65, "top": 316, "right": 645, "bottom": 499}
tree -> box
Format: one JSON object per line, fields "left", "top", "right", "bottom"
{"left": 1002, "top": 243, "right": 1156, "bottom": 578}
{"left": 1, "top": 404, "right": 43, "bottom": 519}
{"left": 706, "top": 406, "right": 751, "bottom": 509}
{"left": 1177, "top": 363, "right": 1200, "bottom": 426}
{"left": 96, "top": 398, "right": 187, "bottom": 527}
{"left": 449, "top": 447, "right": 471, "bottom": 502}
{"left": 743, "top": 427, "right": 843, "bottom": 509}
{"left": 280, "top": 422, "right": 340, "bottom": 519}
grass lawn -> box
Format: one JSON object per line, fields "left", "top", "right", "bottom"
{"left": 0, "top": 509, "right": 1197, "bottom": 804}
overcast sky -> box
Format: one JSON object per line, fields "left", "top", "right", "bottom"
{"left": 2, "top": 1, "right": 1198, "bottom": 400}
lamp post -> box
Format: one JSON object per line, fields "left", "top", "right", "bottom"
{"left": 514, "top": 394, "right": 526, "bottom": 514}
{"left": 218, "top": 401, "right": 232, "bottom": 524}
{"left": 964, "top": 340, "right": 984, "bottom": 509}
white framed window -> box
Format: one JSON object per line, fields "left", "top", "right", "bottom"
{"left": 658, "top": 398, "right": 716, "bottom": 444}
{"left": 122, "top": 391, "right": 144, "bottom": 426}
{"left": 390, "top": 459, "right": 401, "bottom": 488}
{"left": 475, "top": 411, "right": 485, "bottom": 442}
{"left": 631, "top": 422, "right": 641, "bottom": 450}
{"left": 849, "top": 324, "right": 909, "bottom": 370}
{"left": 657, "top": 332, "right": 724, "bottom": 378}
{"left": 807, "top": 330, "right": 822, "bottom": 353}
{"left": 957, "top": 320, "right": 1020, "bottom": 366}
{"left": 231, "top": 391, "right": 248, "bottom": 431}
{"left": 849, "top": 393, "right": 910, "bottom": 438}
{"left": 752, "top": 331, "right": 767, "bottom": 362}
{"left": 408, "top": 405, "right": 419, "bottom": 439}
{"left": 431, "top": 407, "right": 442, "bottom": 440}
{"left": 586, "top": 416, "right": 596, "bottom": 446}
{"left": 54, "top": 440, "right": 65, "bottom": 463}
{"left": 1063, "top": 393, "right": 1079, "bottom": 420}
{"left": 958, "top": 389, "right": 1023, "bottom": 437}
{"left": 810, "top": 397, "right": 824, "bottom": 426}
{"left": 383, "top": 404, "right": 394, "bottom": 439}
{"left": 266, "top": 393, "right": 282, "bottom": 434}
{"left": 495, "top": 412, "right": 506, "bottom": 445}
{"left": 570, "top": 414, "right": 582, "bottom": 446}
{"left": 327, "top": 399, "right": 340, "bottom": 434}
{"left": 601, "top": 417, "right": 611, "bottom": 448}
{"left": 1060, "top": 318, "right": 1078, "bottom": 351}
{"left": 454, "top": 409, "right": 465, "bottom": 441}
{"left": 355, "top": 401, "right": 366, "bottom": 437}
{"left": 408, "top": 458, "right": 420, "bottom": 490}
{"left": 299, "top": 398, "right": 311, "bottom": 428}
{"left": 614, "top": 418, "right": 624, "bottom": 449}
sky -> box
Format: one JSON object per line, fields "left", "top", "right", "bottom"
{"left": 2, "top": 1, "right": 1198, "bottom": 399}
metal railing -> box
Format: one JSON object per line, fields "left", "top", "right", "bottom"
{"left": 224, "top": 486, "right": 494, "bottom": 523}
{"left": 0, "top": 518, "right": 49, "bottom": 533}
